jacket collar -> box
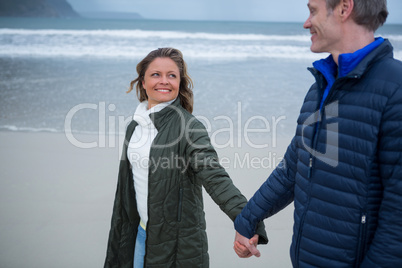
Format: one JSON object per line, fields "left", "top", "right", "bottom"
{"left": 309, "top": 39, "right": 393, "bottom": 87}
{"left": 123, "top": 98, "right": 183, "bottom": 148}
{"left": 347, "top": 38, "right": 393, "bottom": 78}
{"left": 149, "top": 97, "right": 184, "bottom": 131}
{"left": 133, "top": 99, "right": 175, "bottom": 127}
{"left": 338, "top": 37, "right": 384, "bottom": 77}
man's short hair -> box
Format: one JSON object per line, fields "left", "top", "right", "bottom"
{"left": 326, "top": 0, "right": 388, "bottom": 31}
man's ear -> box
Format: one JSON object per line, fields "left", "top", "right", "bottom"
{"left": 339, "top": 0, "right": 354, "bottom": 21}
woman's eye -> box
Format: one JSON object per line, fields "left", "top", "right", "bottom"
{"left": 151, "top": 73, "right": 159, "bottom": 77}
{"left": 169, "top": 74, "right": 177, "bottom": 78}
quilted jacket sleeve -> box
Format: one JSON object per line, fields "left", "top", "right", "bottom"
{"left": 234, "top": 136, "right": 298, "bottom": 239}
{"left": 361, "top": 80, "right": 402, "bottom": 267}
{"left": 186, "top": 119, "right": 268, "bottom": 244}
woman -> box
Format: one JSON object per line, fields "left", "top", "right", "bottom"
{"left": 104, "top": 47, "right": 267, "bottom": 268}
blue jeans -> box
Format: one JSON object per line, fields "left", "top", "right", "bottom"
{"left": 133, "top": 224, "right": 146, "bottom": 268}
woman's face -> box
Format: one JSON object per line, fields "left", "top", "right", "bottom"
{"left": 142, "top": 57, "right": 180, "bottom": 109}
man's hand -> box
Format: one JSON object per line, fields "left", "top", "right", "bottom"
{"left": 233, "top": 231, "right": 260, "bottom": 258}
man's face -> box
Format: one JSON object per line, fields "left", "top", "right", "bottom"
{"left": 303, "top": 0, "right": 343, "bottom": 54}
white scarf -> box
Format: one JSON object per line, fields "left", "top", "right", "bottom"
{"left": 127, "top": 99, "right": 175, "bottom": 227}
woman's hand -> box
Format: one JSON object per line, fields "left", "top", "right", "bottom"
{"left": 233, "top": 231, "right": 260, "bottom": 258}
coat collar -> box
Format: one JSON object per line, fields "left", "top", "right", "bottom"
{"left": 124, "top": 98, "right": 184, "bottom": 146}
{"left": 308, "top": 39, "right": 394, "bottom": 87}
{"left": 149, "top": 97, "right": 184, "bottom": 131}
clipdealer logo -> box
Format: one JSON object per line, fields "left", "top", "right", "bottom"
{"left": 63, "top": 101, "right": 286, "bottom": 169}
{"left": 301, "top": 101, "right": 339, "bottom": 167}
{"left": 63, "top": 101, "right": 286, "bottom": 150}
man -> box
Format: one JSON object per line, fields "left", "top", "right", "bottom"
{"left": 233, "top": 0, "right": 402, "bottom": 266}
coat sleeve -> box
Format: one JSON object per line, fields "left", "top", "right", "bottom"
{"left": 234, "top": 136, "right": 298, "bottom": 239}
{"left": 186, "top": 119, "right": 268, "bottom": 244}
{"left": 361, "top": 83, "right": 402, "bottom": 267}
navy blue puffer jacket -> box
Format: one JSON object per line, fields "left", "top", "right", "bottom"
{"left": 235, "top": 39, "right": 402, "bottom": 267}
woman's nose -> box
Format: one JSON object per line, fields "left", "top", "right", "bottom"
{"left": 159, "top": 75, "right": 168, "bottom": 84}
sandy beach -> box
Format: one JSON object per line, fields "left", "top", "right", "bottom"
{"left": 0, "top": 130, "right": 294, "bottom": 268}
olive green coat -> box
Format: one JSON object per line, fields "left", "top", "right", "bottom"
{"left": 104, "top": 99, "right": 267, "bottom": 267}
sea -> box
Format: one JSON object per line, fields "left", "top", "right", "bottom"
{"left": 1, "top": 17, "right": 401, "bottom": 146}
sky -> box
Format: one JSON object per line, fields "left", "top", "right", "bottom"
{"left": 66, "top": 0, "right": 402, "bottom": 24}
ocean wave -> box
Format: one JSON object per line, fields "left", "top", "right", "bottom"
{"left": 0, "top": 125, "right": 60, "bottom": 133}
{"left": 3, "top": 44, "right": 400, "bottom": 60}
{"left": 0, "top": 43, "right": 323, "bottom": 59}
{"left": 0, "top": 28, "right": 311, "bottom": 42}
{"left": 2, "top": 28, "right": 401, "bottom": 42}
{"left": 0, "top": 28, "right": 312, "bottom": 59}
{"left": 387, "top": 35, "right": 402, "bottom": 41}
{"left": 1, "top": 28, "right": 401, "bottom": 60}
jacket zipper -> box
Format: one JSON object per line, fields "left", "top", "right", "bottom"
{"left": 356, "top": 213, "right": 367, "bottom": 267}
{"left": 308, "top": 75, "right": 354, "bottom": 177}
{"left": 178, "top": 187, "right": 183, "bottom": 222}
{"left": 294, "top": 210, "right": 308, "bottom": 268}
{"left": 308, "top": 157, "right": 313, "bottom": 178}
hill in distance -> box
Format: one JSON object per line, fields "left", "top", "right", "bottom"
{"left": 0, "top": 0, "right": 79, "bottom": 18}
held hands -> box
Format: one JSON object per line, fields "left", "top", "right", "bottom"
{"left": 233, "top": 231, "right": 260, "bottom": 258}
